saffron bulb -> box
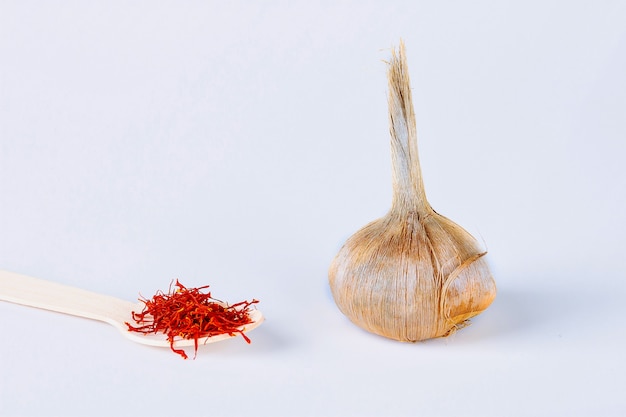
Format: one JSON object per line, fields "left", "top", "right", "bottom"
{"left": 328, "top": 42, "right": 496, "bottom": 341}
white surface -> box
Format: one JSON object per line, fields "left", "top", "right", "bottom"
{"left": 1, "top": 1, "right": 625, "bottom": 416}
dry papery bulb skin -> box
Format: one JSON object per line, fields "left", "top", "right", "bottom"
{"left": 328, "top": 42, "right": 496, "bottom": 342}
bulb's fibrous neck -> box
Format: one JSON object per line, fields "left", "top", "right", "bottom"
{"left": 388, "top": 41, "right": 431, "bottom": 216}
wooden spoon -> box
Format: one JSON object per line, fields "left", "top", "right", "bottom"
{"left": 0, "top": 270, "right": 263, "bottom": 348}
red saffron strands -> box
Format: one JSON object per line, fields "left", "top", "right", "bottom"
{"left": 125, "top": 280, "right": 259, "bottom": 359}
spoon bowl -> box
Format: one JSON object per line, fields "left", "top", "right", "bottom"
{"left": 0, "top": 270, "right": 264, "bottom": 349}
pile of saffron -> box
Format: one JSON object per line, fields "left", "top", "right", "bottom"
{"left": 125, "top": 280, "right": 259, "bottom": 359}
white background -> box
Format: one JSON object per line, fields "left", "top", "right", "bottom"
{"left": 1, "top": 1, "right": 625, "bottom": 416}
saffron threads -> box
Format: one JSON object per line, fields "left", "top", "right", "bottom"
{"left": 125, "top": 280, "right": 259, "bottom": 359}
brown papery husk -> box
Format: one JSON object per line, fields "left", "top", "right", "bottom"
{"left": 328, "top": 41, "right": 496, "bottom": 342}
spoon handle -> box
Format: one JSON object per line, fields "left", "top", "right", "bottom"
{"left": 0, "top": 270, "right": 135, "bottom": 327}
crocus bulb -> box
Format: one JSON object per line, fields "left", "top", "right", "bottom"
{"left": 328, "top": 42, "right": 496, "bottom": 341}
